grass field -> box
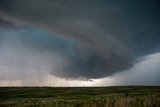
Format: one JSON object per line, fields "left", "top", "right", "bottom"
{"left": 0, "top": 86, "right": 160, "bottom": 107}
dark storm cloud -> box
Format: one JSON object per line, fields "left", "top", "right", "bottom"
{"left": 0, "top": 18, "right": 12, "bottom": 28}
{"left": 0, "top": 0, "right": 160, "bottom": 79}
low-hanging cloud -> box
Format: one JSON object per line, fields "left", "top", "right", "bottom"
{"left": 0, "top": 0, "right": 160, "bottom": 79}
{"left": 0, "top": 52, "right": 160, "bottom": 86}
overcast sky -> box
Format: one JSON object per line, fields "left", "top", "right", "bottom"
{"left": 0, "top": 0, "right": 160, "bottom": 86}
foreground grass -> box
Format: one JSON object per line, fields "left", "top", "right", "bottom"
{"left": 0, "top": 86, "right": 160, "bottom": 107}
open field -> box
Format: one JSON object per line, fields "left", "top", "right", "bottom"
{"left": 0, "top": 86, "right": 160, "bottom": 107}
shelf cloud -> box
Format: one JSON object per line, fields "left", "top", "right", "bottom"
{"left": 0, "top": 0, "right": 160, "bottom": 79}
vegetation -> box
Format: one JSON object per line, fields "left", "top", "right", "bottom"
{"left": 0, "top": 86, "right": 160, "bottom": 107}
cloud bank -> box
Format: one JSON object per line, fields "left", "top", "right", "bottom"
{"left": 0, "top": 0, "right": 160, "bottom": 79}
{"left": 0, "top": 52, "right": 160, "bottom": 86}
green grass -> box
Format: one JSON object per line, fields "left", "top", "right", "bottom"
{"left": 0, "top": 86, "right": 160, "bottom": 107}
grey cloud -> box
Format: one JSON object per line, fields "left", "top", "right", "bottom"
{"left": 94, "top": 52, "right": 160, "bottom": 86}
{"left": 0, "top": 0, "right": 159, "bottom": 79}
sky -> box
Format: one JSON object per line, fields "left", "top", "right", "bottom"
{"left": 0, "top": 0, "right": 160, "bottom": 86}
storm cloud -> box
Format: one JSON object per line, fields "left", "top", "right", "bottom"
{"left": 0, "top": 0, "right": 160, "bottom": 79}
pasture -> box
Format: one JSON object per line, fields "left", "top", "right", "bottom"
{"left": 0, "top": 86, "right": 160, "bottom": 107}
